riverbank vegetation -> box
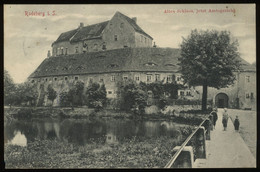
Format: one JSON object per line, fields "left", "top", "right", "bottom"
{"left": 4, "top": 125, "right": 194, "bottom": 168}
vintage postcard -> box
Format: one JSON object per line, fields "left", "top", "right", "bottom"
{"left": 4, "top": 4, "right": 256, "bottom": 168}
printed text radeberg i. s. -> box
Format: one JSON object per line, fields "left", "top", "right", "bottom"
{"left": 24, "top": 11, "right": 57, "bottom": 17}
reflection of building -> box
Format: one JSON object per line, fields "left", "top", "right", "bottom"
{"left": 106, "top": 133, "right": 118, "bottom": 145}
{"left": 28, "top": 11, "right": 256, "bottom": 110}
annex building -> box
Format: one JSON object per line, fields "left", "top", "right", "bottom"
{"left": 28, "top": 11, "right": 256, "bottom": 110}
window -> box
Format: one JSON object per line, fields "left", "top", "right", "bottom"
{"left": 114, "top": 35, "right": 118, "bottom": 41}
{"left": 75, "top": 47, "right": 78, "bottom": 53}
{"left": 64, "top": 76, "right": 68, "bottom": 81}
{"left": 107, "top": 91, "right": 113, "bottom": 94}
{"left": 245, "top": 93, "right": 250, "bottom": 99}
{"left": 145, "top": 37, "right": 147, "bottom": 43}
{"left": 94, "top": 44, "right": 98, "bottom": 51}
{"left": 167, "top": 75, "right": 172, "bottom": 82}
{"left": 54, "top": 77, "right": 57, "bottom": 81}
{"left": 180, "top": 91, "right": 184, "bottom": 96}
{"left": 246, "top": 76, "right": 250, "bottom": 82}
{"left": 251, "top": 93, "right": 254, "bottom": 99}
{"left": 99, "top": 78, "right": 104, "bottom": 82}
{"left": 111, "top": 75, "right": 115, "bottom": 82}
{"left": 75, "top": 76, "right": 78, "bottom": 80}
{"left": 155, "top": 74, "right": 160, "bottom": 81}
{"left": 146, "top": 75, "right": 152, "bottom": 82}
{"left": 120, "top": 23, "right": 124, "bottom": 29}
{"left": 45, "top": 78, "right": 48, "bottom": 82}
{"left": 123, "top": 76, "right": 128, "bottom": 81}
{"left": 83, "top": 42, "right": 88, "bottom": 53}
{"left": 65, "top": 48, "right": 68, "bottom": 55}
{"left": 135, "top": 75, "right": 140, "bottom": 81}
{"left": 89, "top": 77, "right": 93, "bottom": 83}
{"left": 176, "top": 76, "right": 181, "bottom": 81}
{"left": 61, "top": 47, "right": 64, "bottom": 55}
{"left": 102, "top": 42, "right": 106, "bottom": 50}
{"left": 186, "top": 91, "right": 191, "bottom": 96}
{"left": 31, "top": 80, "right": 34, "bottom": 83}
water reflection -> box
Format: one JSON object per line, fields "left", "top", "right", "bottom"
{"left": 4, "top": 117, "right": 186, "bottom": 146}
{"left": 9, "top": 131, "right": 27, "bottom": 147}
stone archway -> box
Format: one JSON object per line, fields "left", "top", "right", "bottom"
{"left": 215, "top": 93, "right": 229, "bottom": 108}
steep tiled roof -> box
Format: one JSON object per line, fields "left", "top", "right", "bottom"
{"left": 29, "top": 47, "right": 255, "bottom": 78}
{"left": 237, "top": 57, "right": 256, "bottom": 71}
{"left": 29, "top": 48, "right": 180, "bottom": 78}
{"left": 53, "top": 29, "right": 78, "bottom": 45}
{"left": 117, "top": 12, "right": 153, "bottom": 39}
{"left": 70, "top": 21, "right": 109, "bottom": 42}
{"left": 53, "top": 21, "right": 109, "bottom": 45}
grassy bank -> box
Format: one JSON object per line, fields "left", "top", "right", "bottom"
{"left": 4, "top": 106, "right": 207, "bottom": 125}
{"left": 4, "top": 128, "right": 193, "bottom": 168}
{"left": 228, "top": 109, "right": 256, "bottom": 158}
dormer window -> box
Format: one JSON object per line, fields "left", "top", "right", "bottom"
{"left": 165, "top": 64, "right": 175, "bottom": 67}
{"left": 114, "top": 35, "right": 118, "bottom": 41}
{"left": 144, "top": 62, "right": 157, "bottom": 67}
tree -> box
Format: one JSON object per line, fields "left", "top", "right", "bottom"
{"left": 117, "top": 80, "right": 148, "bottom": 115}
{"left": 15, "top": 81, "right": 38, "bottom": 106}
{"left": 47, "top": 85, "right": 57, "bottom": 106}
{"left": 4, "top": 69, "right": 17, "bottom": 106}
{"left": 179, "top": 29, "right": 241, "bottom": 111}
{"left": 86, "top": 82, "right": 107, "bottom": 111}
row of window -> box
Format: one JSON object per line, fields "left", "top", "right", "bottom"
{"left": 31, "top": 76, "right": 79, "bottom": 83}
{"left": 53, "top": 47, "right": 68, "bottom": 56}
{"left": 32, "top": 74, "right": 182, "bottom": 84}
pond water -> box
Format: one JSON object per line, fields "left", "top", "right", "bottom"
{"left": 4, "top": 117, "right": 191, "bottom": 147}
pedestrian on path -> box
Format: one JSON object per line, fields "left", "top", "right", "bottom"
{"left": 210, "top": 108, "right": 218, "bottom": 129}
{"left": 222, "top": 108, "right": 229, "bottom": 131}
{"left": 234, "top": 116, "right": 240, "bottom": 131}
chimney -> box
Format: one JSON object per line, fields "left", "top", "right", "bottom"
{"left": 153, "top": 42, "right": 157, "bottom": 48}
{"left": 132, "top": 17, "right": 137, "bottom": 23}
{"left": 47, "top": 50, "right": 51, "bottom": 57}
{"left": 79, "top": 22, "right": 84, "bottom": 28}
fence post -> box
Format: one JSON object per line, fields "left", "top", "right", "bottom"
{"left": 171, "top": 146, "right": 194, "bottom": 168}
{"left": 194, "top": 126, "right": 206, "bottom": 159}
{"left": 204, "top": 119, "right": 211, "bottom": 140}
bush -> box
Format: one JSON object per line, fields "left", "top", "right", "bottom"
{"left": 86, "top": 82, "right": 107, "bottom": 111}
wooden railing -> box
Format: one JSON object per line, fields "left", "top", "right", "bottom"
{"left": 165, "top": 114, "right": 213, "bottom": 168}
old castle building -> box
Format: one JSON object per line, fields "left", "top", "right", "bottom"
{"left": 51, "top": 11, "right": 153, "bottom": 56}
{"left": 29, "top": 11, "right": 256, "bottom": 110}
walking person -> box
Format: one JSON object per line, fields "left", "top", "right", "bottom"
{"left": 234, "top": 116, "right": 240, "bottom": 132}
{"left": 222, "top": 108, "right": 229, "bottom": 131}
{"left": 210, "top": 108, "right": 218, "bottom": 129}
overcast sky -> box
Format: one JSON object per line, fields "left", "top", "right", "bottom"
{"left": 4, "top": 4, "right": 256, "bottom": 83}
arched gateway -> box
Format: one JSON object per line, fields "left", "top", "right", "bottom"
{"left": 215, "top": 93, "right": 229, "bottom": 108}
